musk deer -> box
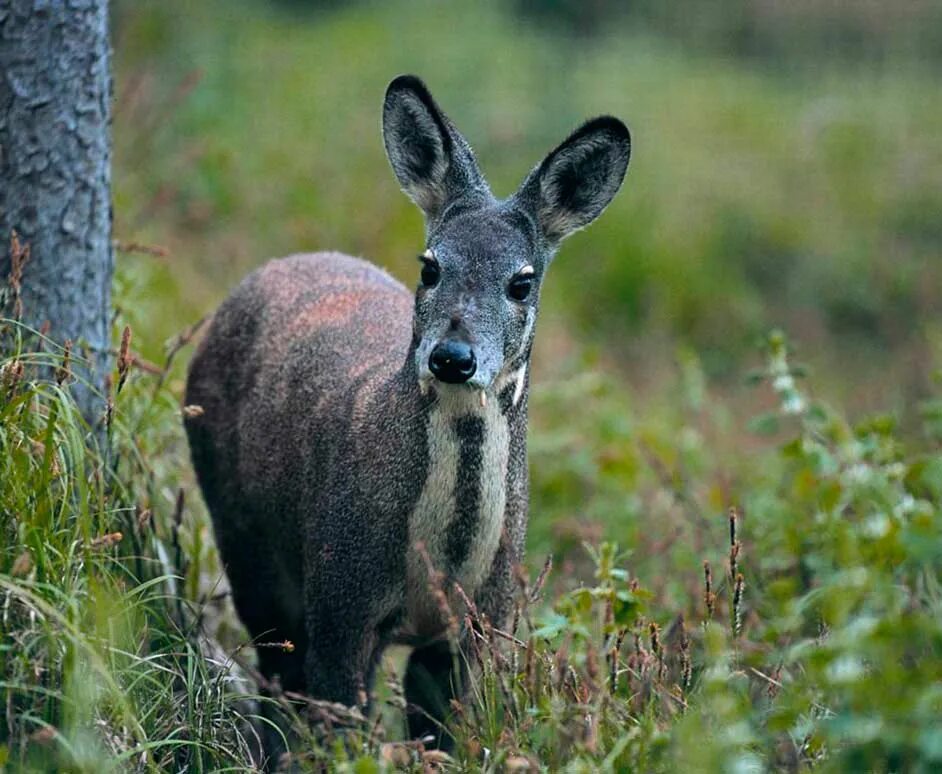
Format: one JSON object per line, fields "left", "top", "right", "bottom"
{"left": 184, "top": 75, "right": 630, "bottom": 753}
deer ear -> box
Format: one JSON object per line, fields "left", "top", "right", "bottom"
{"left": 383, "top": 75, "right": 487, "bottom": 222}
{"left": 515, "top": 116, "right": 630, "bottom": 244}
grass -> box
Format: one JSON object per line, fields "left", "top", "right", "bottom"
{"left": 3, "top": 0, "right": 942, "bottom": 770}
{"left": 3, "top": 315, "right": 941, "bottom": 771}
{"left": 0, "top": 317, "right": 262, "bottom": 771}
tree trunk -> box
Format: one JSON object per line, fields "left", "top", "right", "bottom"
{"left": 0, "top": 0, "right": 113, "bottom": 424}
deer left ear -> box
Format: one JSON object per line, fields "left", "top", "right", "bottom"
{"left": 515, "top": 116, "right": 630, "bottom": 244}
{"left": 382, "top": 75, "right": 488, "bottom": 224}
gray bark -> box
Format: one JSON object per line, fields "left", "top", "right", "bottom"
{"left": 0, "top": 0, "right": 113, "bottom": 424}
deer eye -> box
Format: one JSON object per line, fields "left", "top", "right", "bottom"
{"left": 419, "top": 257, "right": 440, "bottom": 288}
{"left": 508, "top": 273, "right": 533, "bottom": 302}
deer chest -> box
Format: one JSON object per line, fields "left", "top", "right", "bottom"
{"left": 404, "top": 395, "right": 510, "bottom": 636}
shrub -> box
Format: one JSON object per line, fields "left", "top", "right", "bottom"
{"left": 2, "top": 315, "right": 940, "bottom": 772}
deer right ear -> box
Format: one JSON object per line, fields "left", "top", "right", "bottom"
{"left": 514, "top": 116, "right": 631, "bottom": 245}
{"left": 383, "top": 75, "right": 486, "bottom": 223}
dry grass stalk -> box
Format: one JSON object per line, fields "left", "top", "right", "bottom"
{"left": 29, "top": 439, "right": 60, "bottom": 477}
{"left": 729, "top": 506, "right": 741, "bottom": 580}
{"left": 379, "top": 742, "right": 413, "bottom": 767}
{"left": 153, "top": 315, "right": 209, "bottom": 396}
{"left": 112, "top": 240, "right": 170, "bottom": 258}
{"left": 648, "top": 621, "right": 661, "bottom": 658}
{"left": 583, "top": 706, "right": 599, "bottom": 753}
{"left": 504, "top": 755, "right": 534, "bottom": 772}
{"left": 87, "top": 532, "right": 123, "bottom": 550}
{"left": 1, "top": 359, "right": 24, "bottom": 398}
{"left": 513, "top": 562, "right": 529, "bottom": 595}
{"left": 733, "top": 572, "right": 745, "bottom": 637}
{"left": 608, "top": 644, "right": 619, "bottom": 695}
{"left": 512, "top": 563, "right": 538, "bottom": 634}
{"left": 29, "top": 725, "right": 56, "bottom": 746}
{"left": 530, "top": 555, "right": 552, "bottom": 603}
{"left": 631, "top": 624, "right": 644, "bottom": 667}
{"left": 281, "top": 691, "right": 368, "bottom": 727}
{"left": 415, "top": 541, "right": 459, "bottom": 636}
{"left": 608, "top": 627, "right": 626, "bottom": 694}
{"left": 255, "top": 640, "right": 295, "bottom": 653}
{"left": 484, "top": 616, "right": 516, "bottom": 714}
{"left": 7, "top": 230, "right": 31, "bottom": 321}
{"left": 649, "top": 622, "right": 665, "bottom": 682}
{"left": 129, "top": 352, "right": 163, "bottom": 376}
{"left": 136, "top": 507, "right": 152, "bottom": 532}
{"left": 614, "top": 628, "right": 627, "bottom": 654}
{"left": 11, "top": 550, "right": 33, "bottom": 577}
{"left": 554, "top": 637, "right": 570, "bottom": 692}
{"left": 768, "top": 667, "right": 782, "bottom": 699}
{"left": 421, "top": 748, "right": 452, "bottom": 770}
{"left": 117, "top": 325, "right": 132, "bottom": 393}
{"left": 462, "top": 614, "right": 484, "bottom": 669}
{"left": 103, "top": 373, "right": 115, "bottom": 433}
{"left": 54, "top": 340, "right": 72, "bottom": 386}
{"left": 585, "top": 642, "right": 601, "bottom": 702}
{"left": 679, "top": 617, "right": 692, "bottom": 691}
{"left": 703, "top": 560, "right": 716, "bottom": 618}
{"left": 452, "top": 580, "right": 482, "bottom": 633}
{"left": 525, "top": 639, "right": 538, "bottom": 698}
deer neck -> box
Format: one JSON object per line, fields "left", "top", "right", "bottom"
{"left": 401, "top": 357, "right": 527, "bottom": 637}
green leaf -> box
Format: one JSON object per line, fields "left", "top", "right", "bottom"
{"left": 748, "top": 412, "right": 780, "bottom": 436}
{"left": 532, "top": 612, "right": 570, "bottom": 640}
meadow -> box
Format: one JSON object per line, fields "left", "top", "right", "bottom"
{"left": 2, "top": 0, "right": 941, "bottom": 770}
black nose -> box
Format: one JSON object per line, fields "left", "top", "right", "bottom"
{"left": 429, "top": 340, "right": 477, "bottom": 384}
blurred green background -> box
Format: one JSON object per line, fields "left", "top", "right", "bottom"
{"left": 112, "top": 0, "right": 942, "bottom": 404}
{"left": 110, "top": 0, "right": 942, "bottom": 554}
{"left": 4, "top": 4, "right": 942, "bottom": 768}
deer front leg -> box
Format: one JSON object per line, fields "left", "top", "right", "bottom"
{"left": 404, "top": 520, "right": 525, "bottom": 750}
{"left": 403, "top": 638, "right": 465, "bottom": 747}
{"left": 302, "top": 556, "right": 388, "bottom": 713}
{"left": 304, "top": 609, "right": 380, "bottom": 709}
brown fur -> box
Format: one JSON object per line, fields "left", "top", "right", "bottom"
{"left": 184, "top": 76, "right": 630, "bottom": 762}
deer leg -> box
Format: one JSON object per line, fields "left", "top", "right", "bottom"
{"left": 303, "top": 623, "right": 380, "bottom": 709}
{"left": 403, "top": 638, "right": 465, "bottom": 749}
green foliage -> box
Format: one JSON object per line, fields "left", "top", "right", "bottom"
{"left": 0, "top": 321, "right": 259, "bottom": 771}
{"left": 514, "top": 0, "right": 942, "bottom": 65}
{"left": 443, "top": 331, "right": 942, "bottom": 772}
{"left": 3, "top": 311, "right": 941, "bottom": 772}
{"left": 3, "top": 1, "right": 940, "bottom": 770}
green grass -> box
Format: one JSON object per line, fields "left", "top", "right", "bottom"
{"left": 0, "top": 320, "right": 262, "bottom": 771}
{"left": 3, "top": 318, "right": 942, "bottom": 771}
{"left": 3, "top": 0, "right": 942, "bottom": 770}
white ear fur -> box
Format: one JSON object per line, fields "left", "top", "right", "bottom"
{"left": 517, "top": 116, "right": 631, "bottom": 243}
{"left": 383, "top": 75, "right": 490, "bottom": 225}
{"left": 383, "top": 78, "right": 450, "bottom": 216}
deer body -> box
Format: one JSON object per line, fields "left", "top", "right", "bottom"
{"left": 185, "top": 76, "right": 629, "bottom": 754}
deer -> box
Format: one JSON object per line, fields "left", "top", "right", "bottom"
{"left": 184, "top": 74, "right": 630, "bottom": 759}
